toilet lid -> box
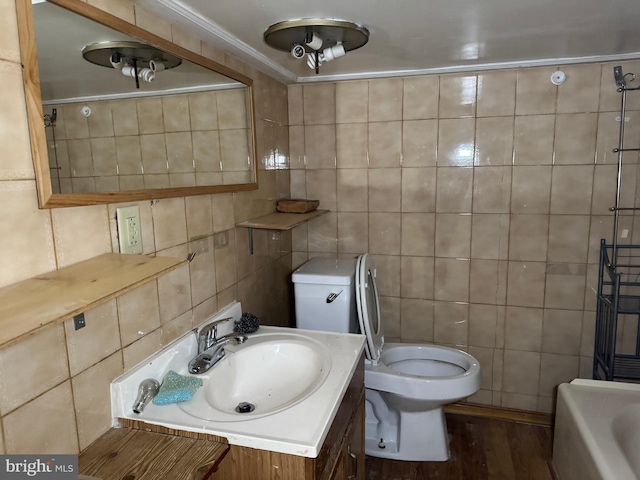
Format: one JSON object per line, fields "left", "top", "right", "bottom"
{"left": 355, "top": 254, "right": 384, "bottom": 362}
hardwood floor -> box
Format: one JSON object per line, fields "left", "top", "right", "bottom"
{"left": 365, "top": 413, "right": 554, "bottom": 480}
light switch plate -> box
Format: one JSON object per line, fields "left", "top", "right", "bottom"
{"left": 116, "top": 205, "right": 143, "bottom": 254}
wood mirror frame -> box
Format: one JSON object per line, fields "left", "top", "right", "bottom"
{"left": 16, "top": 0, "right": 258, "bottom": 208}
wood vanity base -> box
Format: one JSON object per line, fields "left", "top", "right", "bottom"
{"left": 80, "top": 353, "right": 365, "bottom": 480}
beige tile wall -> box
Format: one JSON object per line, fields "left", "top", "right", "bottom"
{"left": 46, "top": 90, "right": 251, "bottom": 192}
{"left": 0, "top": 0, "right": 290, "bottom": 454}
{"left": 289, "top": 61, "right": 640, "bottom": 413}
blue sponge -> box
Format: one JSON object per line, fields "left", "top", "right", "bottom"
{"left": 153, "top": 370, "right": 203, "bottom": 406}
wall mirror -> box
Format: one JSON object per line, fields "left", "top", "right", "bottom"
{"left": 17, "top": 0, "right": 258, "bottom": 208}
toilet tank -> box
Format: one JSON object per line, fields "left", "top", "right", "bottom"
{"left": 292, "top": 257, "right": 358, "bottom": 333}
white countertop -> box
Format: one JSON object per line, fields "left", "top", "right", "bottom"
{"left": 111, "top": 302, "right": 365, "bottom": 457}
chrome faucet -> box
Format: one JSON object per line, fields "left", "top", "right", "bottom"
{"left": 189, "top": 318, "right": 248, "bottom": 374}
{"left": 188, "top": 333, "right": 247, "bottom": 374}
{"left": 197, "top": 317, "right": 233, "bottom": 353}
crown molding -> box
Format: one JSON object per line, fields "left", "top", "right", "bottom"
{"left": 295, "top": 51, "right": 640, "bottom": 83}
{"left": 134, "top": 0, "right": 297, "bottom": 83}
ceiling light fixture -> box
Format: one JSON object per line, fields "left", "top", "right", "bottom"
{"left": 264, "top": 18, "right": 369, "bottom": 74}
{"left": 81, "top": 41, "right": 182, "bottom": 89}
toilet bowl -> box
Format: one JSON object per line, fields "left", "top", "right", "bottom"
{"left": 292, "top": 254, "right": 481, "bottom": 461}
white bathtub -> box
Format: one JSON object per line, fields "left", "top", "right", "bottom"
{"left": 553, "top": 379, "right": 640, "bottom": 480}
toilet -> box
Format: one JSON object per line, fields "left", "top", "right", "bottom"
{"left": 292, "top": 254, "right": 481, "bottom": 462}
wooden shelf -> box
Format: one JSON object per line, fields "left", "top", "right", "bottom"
{"left": 79, "top": 428, "right": 229, "bottom": 480}
{"left": 236, "top": 209, "right": 329, "bottom": 231}
{"left": 0, "top": 253, "right": 187, "bottom": 350}
{"left": 236, "top": 210, "right": 329, "bottom": 255}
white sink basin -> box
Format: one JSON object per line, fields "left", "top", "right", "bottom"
{"left": 111, "top": 301, "right": 365, "bottom": 457}
{"left": 179, "top": 332, "right": 332, "bottom": 421}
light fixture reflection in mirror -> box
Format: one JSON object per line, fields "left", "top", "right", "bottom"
{"left": 81, "top": 41, "right": 183, "bottom": 89}
{"left": 17, "top": 0, "right": 258, "bottom": 208}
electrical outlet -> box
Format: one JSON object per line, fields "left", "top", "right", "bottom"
{"left": 74, "top": 313, "right": 86, "bottom": 330}
{"left": 116, "top": 205, "right": 143, "bottom": 254}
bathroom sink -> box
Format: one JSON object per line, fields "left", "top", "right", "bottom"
{"left": 111, "top": 301, "right": 365, "bottom": 457}
{"left": 178, "top": 331, "right": 332, "bottom": 421}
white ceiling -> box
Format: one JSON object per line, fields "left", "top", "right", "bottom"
{"left": 135, "top": 0, "right": 640, "bottom": 83}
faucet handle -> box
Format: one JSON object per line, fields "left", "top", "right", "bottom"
{"left": 198, "top": 316, "right": 233, "bottom": 352}
{"left": 199, "top": 324, "right": 217, "bottom": 352}
{"left": 208, "top": 316, "right": 234, "bottom": 327}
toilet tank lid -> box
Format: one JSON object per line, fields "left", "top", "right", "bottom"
{"left": 292, "top": 257, "right": 356, "bottom": 286}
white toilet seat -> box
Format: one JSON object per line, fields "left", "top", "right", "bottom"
{"left": 355, "top": 253, "right": 384, "bottom": 362}
{"left": 365, "top": 343, "right": 481, "bottom": 401}
{"left": 355, "top": 253, "right": 480, "bottom": 401}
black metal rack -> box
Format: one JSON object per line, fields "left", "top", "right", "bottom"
{"left": 594, "top": 240, "right": 640, "bottom": 381}
{"left": 593, "top": 67, "right": 640, "bottom": 382}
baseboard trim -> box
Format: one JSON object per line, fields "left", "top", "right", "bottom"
{"left": 444, "top": 403, "right": 554, "bottom": 426}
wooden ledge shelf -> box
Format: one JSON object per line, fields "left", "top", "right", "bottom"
{"left": 0, "top": 253, "right": 187, "bottom": 350}
{"left": 79, "top": 428, "right": 229, "bottom": 480}
{"left": 236, "top": 209, "right": 329, "bottom": 231}
{"left": 236, "top": 210, "right": 329, "bottom": 254}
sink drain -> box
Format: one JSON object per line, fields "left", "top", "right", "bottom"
{"left": 235, "top": 402, "right": 255, "bottom": 413}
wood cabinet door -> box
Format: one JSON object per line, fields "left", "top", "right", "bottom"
{"left": 330, "top": 398, "right": 365, "bottom": 480}
{"left": 347, "top": 399, "right": 365, "bottom": 480}
{"left": 330, "top": 453, "right": 349, "bottom": 480}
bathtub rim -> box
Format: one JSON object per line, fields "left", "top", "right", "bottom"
{"left": 553, "top": 378, "right": 640, "bottom": 480}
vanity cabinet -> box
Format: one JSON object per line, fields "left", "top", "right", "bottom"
{"left": 80, "top": 354, "right": 364, "bottom": 480}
